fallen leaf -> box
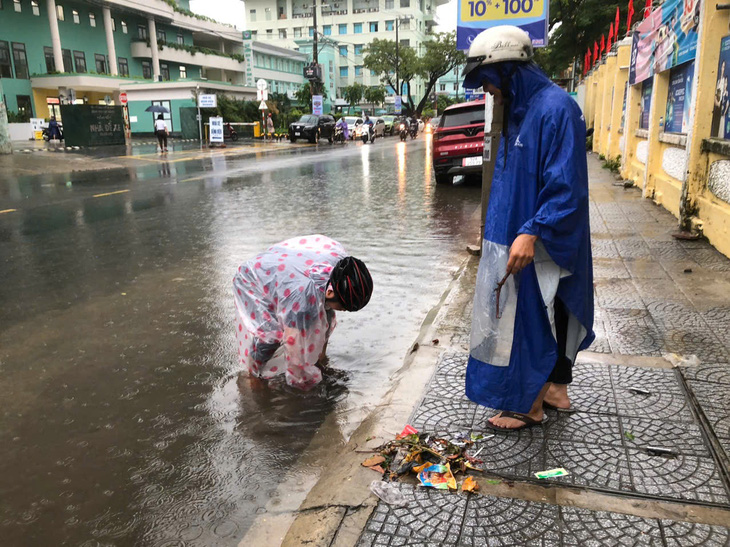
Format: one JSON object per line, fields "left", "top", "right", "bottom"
{"left": 432, "top": 339, "right": 439, "bottom": 345}
{"left": 624, "top": 431, "right": 635, "bottom": 441}
{"left": 461, "top": 476, "right": 479, "bottom": 492}
{"left": 485, "top": 479, "right": 501, "bottom": 485}
{"left": 362, "top": 455, "right": 385, "bottom": 467}
{"left": 370, "top": 465, "right": 385, "bottom": 474}
{"left": 365, "top": 436, "right": 375, "bottom": 442}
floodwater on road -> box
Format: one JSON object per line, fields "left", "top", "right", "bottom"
{"left": 0, "top": 138, "right": 480, "bottom": 545}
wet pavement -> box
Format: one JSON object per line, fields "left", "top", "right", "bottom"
{"left": 0, "top": 136, "right": 481, "bottom": 545}
{"left": 354, "top": 154, "right": 730, "bottom": 547}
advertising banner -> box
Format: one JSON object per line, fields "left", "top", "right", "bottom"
{"left": 629, "top": 0, "right": 701, "bottom": 85}
{"left": 665, "top": 61, "right": 695, "bottom": 134}
{"left": 209, "top": 116, "right": 224, "bottom": 143}
{"left": 394, "top": 95, "right": 402, "bottom": 114}
{"left": 457, "top": 0, "right": 549, "bottom": 50}
{"left": 710, "top": 35, "right": 730, "bottom": 139}
{"left": 640, "top": 78, "right": 653, "bottom": 130}
{"left": 312, "top": 95, "right": 323, "bottom": 116}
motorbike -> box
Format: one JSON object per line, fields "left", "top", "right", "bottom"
{"left": 361, "top": 123, "right": 375, "bottom": 144}
{"left": 333, "top": 125, "right": 347, "bottom": 144}
{"left": 399, "top": 123, "right": 408, "bottom": 142}
{"left": 224, "top": 123, "right": 239, "bottom": 141}
{"left": 42, "top": 126, "right": 63, "bottom": 142}
{"left": 409, "top": 123, "right": 418, "bottom": 140}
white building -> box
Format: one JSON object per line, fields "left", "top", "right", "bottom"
{"left": 244, "top": 0, "right": 448, "bottom": 100}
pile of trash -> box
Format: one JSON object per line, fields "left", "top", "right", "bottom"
{"left": 361, "top": 425, "right": 487, "bottom": 493}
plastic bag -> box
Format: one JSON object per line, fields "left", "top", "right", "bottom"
{"left": 369, "top": 481, "right": 408, "bottom": 506}
{"left": 663, "top": 353, "right": 700, "bottom": 368}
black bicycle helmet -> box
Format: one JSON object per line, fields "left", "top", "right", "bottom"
{"left": 330, "top": 256, "right": 373, "bottom": 312}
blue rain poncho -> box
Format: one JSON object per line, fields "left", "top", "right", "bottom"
{"left": 463, "top": 63, "right": 595, "bottom": 413}
{"left": 233, "top": 235, "right": 346, "bottom": 390}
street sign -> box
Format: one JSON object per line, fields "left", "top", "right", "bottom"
{"left": 209, "top": 116, "right": 224, "bottom": 143}
{"left": 394, "top": 96, "right": 402, "bottom": 114}
{"left": 198, "top": 94, "right": 217, "bottom": 108}
{"left": 256, "top": 79, "right": 268, "bottom": 91}
{"left": 256, "top": 89, "right": 269, "bottom": 101}
{"left": 259, "top": 100, "right": 268, "bottom": 110}
{"left": 312, "top": 95, "right": 323, "bottom": 116}
{"left": 119, "top": 92, "right": 128, "bottom": 105}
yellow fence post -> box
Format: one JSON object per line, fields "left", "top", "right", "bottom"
{"left": 608, "top": 40, "right": 631, "bottom": 162}
{"left": 599, "top": 53, "right": 618, "bottom": 157}
{"left": 592, "top": 63, "right": 606, "bottom": 153}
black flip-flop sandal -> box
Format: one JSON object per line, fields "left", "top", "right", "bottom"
{"left": 542, "top": 401, "right": 577, "bottom": 413}
{"left": 485, "top": 410, "right": 548, "bottom": 432}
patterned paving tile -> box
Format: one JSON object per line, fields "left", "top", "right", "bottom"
{"left": 543, "top": 440, "right": 632, "bottom": 491}
{"left": 612, "top": 387, "right": 695, "bottom": 423}
{"left": 701, "top": 408, "right": 730, "bottom": 440}
{"left": 592, "top": 258, "right": 631, "bottom": 280}
{"left": 660, "top": 520, "right": 730, "bottom": 546}
{"left": 595, "top": 279, "right": 646, "bottom": 309}
{"left": 686, "top": 380, "right": 730, "bottom": 412}
{"left": 560, "top": 507, "right": 663, "bottom": 546}
{"left": 410, "top": 398, "right": 478, "bottom": 431}
{"left": 426, "top": 371, "right": 469, "bottom": 401}
{"left": 602, "top": 309, "right": 664, "bottom": 356}
{"left": 567, "top": 385, "right": 618, "bottom": 415}
{"left": 545, "top": 412, "right": 623, "bottom": 447}
{"left": 464, "top": 431, "right": 546, "bottom": 477}
{"left": 610, "top": 365, "right": 684, "bottom": 394}
{"left": 619, "top": 416, "right": 710, "bottom": 456}
{"left": 679, "top": 363, "right": 730, "bottom": 385}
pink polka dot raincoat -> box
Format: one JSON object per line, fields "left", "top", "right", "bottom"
{"left": 233, "top": 235, "right": 346, "bottom": 389}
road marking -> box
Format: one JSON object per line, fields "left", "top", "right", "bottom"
{"left": 93, "top": 189, "right": 130, "bottom": 198}
{"left": 0, "top": 209, "right": 17, "bottom": 214}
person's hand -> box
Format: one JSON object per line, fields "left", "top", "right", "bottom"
{"left": 506, "top": 234, "right": 538, "bottom": 274}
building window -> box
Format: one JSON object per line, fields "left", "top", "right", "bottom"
{"left": 453, "top": 83, "right": 458, "bottom": 91}
{"left": 138, "top": 24, "right": 147, "bottom": 40}
{"left": 339, "top": 66, "right": 348, "bottom": 77}
{"left": 89, "top": 12, "right": 96, "bottom": 27}
{"left": 95, "top": 53, "right": 107, "bottom": 74}
{"left": 13, "top": 0, "right": 20, "bottom": 12}
{"left": 323, "top": 25, "right": 331, "bottom": 36}
{"left": 354, "top": 23, "right": 362, "bottom": 33}
{"left": 355, "top": 65, "right": 362, "bottom": 76}
{"left": 386, "top": 20, "right": 394, "bottom": 31}
{"left": 72, "top": 9, "right": 79, "bottom": 23}
{"left": 118, "top": 57, "right": 129, "bottom": 76}
{"left": 370, "top": 69, "right": 377, "bottom": 76}
{"left": 400, "top": 0, "right": 410, "bottom": 6}
{"left": 44, "top": 46, "right": 55, "bottom": 72}
{"left": 294, "top": 27, "right": 301, "bottom": 38}
{"left": 249, "top": 8, "right": 256, "bottom": 22}
{"left": 179, "top": 65, "right": 186, "bottom": 78}
{"left": 309, "top": 27, "right": 314, "bottom": 37}
{"left": 354, "top": 44, "right": 363, "bottom": 55}
{"left": 157, "top": 30, "right": 166, "bottom": 42}
{"left": 0, "top": 41, "right": 13, "bottom": 78}
{"left": 31, "top": 0, "right": 39, "bottom": 15}
{"left": 338, "top": 23, "right": 347, "bottom": 34}
{"left": 142, "top": 60, "right": 152, "bottom": 79}
{"left": 62, "top": 48, "right": 71, "bottom": 72}
{"left": 385, "top": 0, "right": 394, "bottom": 8}
{"left": 160, "top": 63, "right": 169, "bottom": 81}
{"left": 17, "top": 95, "right": 33, "bottom": 117}
{"left": 279, "top": 29, "right": 287, "bottom": 39}
{"left": 121, "top": 21, "right": 127, "bottom": 34}
{"left": 111, "top": 18, "right": 116, "bottom": 31}
{"left": 439, "top": 83, "right": 445, "bottom": 91}
{"left": 369, "top": 22, "right": 378, "bottom": 32}
{"left": 264, "top": 6, "right": 271, "bottom": 20}
{"left": 339, "top": 45, "right": 347, "bottom": 57}
{"left": 56, "top": 4, "right": 64, "bottom": 20}
{"left": 400, "top": 19, "right": 410, "bottom": 30}
{"left": 12, "top": 43, "right": 28, "bottom": 79}
{"left": 400, "top": 39, "right": 410, "bottom": 47}
{"left": 73, "top": 50, "right": 86, "bottom": 73}
{"left": 177, "top": 33, "right": 184, "bottom": 45}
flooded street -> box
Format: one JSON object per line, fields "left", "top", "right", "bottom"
{"left": 0, "top": 138, "right": 480, "bottom": 545}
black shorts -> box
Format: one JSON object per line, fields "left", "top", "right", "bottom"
{"left": 547, "top": 298, "right": 573, "bottom": 384}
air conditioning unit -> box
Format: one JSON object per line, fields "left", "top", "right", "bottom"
{"left": 334, "top": 2, "right": 339, "bottom": 6}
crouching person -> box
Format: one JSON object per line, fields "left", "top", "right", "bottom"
{"left": 233, "top": 235, "right": 373, "bottom": 390}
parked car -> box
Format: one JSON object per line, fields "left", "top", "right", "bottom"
{"left": 355, "top": 118, "right": 386, "bottom": 139}
{"left": 341, "top": 116, "right": 363, "bottom": 139}
{"left": 425, "top": 117, "right": 439, "bottom": 133}
{"left": 432, "top": 100, "right": 485, "bottom": 185}
{"left": 381, "top": 115, "right": 397, "bottom": 135}
{"left": 289, "top": 114, "right": 336, "bottom": 143}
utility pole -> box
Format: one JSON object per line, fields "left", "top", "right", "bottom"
{"left": 312, "top": 0, "right": 319, "bottom": 96}
{"left": 395, "top": 19, "right": 399, "bottom": 101}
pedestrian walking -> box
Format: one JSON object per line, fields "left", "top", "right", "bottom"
{"left": 47, "top": 116, "right": 62, "bottom": 141}
{"left": 461, "top": 26, "right": 594, "bottom": 430}
{"left": 233, "top": 235, "right": 373, "bottom": 390}
{"left": 266, "top": 113, "right": 275, "bottom": 140}
{"left": 154, "top": 114, "right": 168, "bottom": 152}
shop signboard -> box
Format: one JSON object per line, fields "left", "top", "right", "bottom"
{"left": 457, "top": 0, "right": 549, "bottom": 50}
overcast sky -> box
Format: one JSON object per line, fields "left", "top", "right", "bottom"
{"left": 189, "top": 0, "right": 458, "bottom": 32}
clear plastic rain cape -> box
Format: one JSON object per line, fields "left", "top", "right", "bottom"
{"left": 464, "top": 63, "right": 595, "bottom": 413}
{"left": 233, "top": 235, "right": 346, "bottom": 390}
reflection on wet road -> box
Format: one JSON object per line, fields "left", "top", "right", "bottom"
{"left": 0, "top": 138, "right": 480, "bottom": 545}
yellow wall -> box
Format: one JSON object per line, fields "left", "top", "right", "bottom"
{"left": 580, "top": 6, "right": 730, "bottom": 257}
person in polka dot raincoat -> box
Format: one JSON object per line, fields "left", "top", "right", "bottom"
{"left": 233, "top": 235, "right": 373, "bottom": 390}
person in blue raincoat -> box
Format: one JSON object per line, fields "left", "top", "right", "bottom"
{"left": 461, "top": 26, "right": 594, "bottom": 430}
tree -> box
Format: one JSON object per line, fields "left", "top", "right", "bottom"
{"left": 364, "top": 33, "right": 465, "bottom": 116}
{"left": 294, "top": 82, "right": 328, "bottom": 108}
{"left": 436, "top": 94, "right": 458, "bottom": 114}
{"left": 536, "top": 0, "right": 633, "bottom": 77}
{"left": 343, "top": 83, "right": 365, "bottom": 106}
{"left": 363, "top": 86, "right": 386, "bottom": 107}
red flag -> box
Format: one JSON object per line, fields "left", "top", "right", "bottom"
{"left": 644, "top": 0, "right": 652, "bottom": 19}
{"left": 615, "top": 6, "right": 620, "bottom": 38}
{"left": 600, "top": 34, "right": 606, "bottom": 55}
{"left": 608, "top": 23, "right": 614, "bottom": 50}
{"left": 587, "top": 47, "right": 592, "bottom": 70}
{"left": 627, "top": 0, "right": 635, "bottom": 32}
{"left": 594, "top": 41, "right": 599, "bottom": 63}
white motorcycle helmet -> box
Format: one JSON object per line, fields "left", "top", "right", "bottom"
{"left": 462, "top": 25, "right": 534, "bottom": 77}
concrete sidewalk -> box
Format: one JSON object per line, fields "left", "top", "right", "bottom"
{"left": 275, "top": 153, "right": 730, "bottom": 546}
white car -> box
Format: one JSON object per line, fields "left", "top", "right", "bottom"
{"left": 342, "top": 116, "right": 363, "bottom": 139}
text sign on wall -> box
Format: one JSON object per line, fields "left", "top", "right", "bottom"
{"left": 640, "top": 78, "right": 653, "bottom": 130}
{"left": 711, "top": 35, "right": 730, "bottom": 139}
{"left": 198, "top": 94, "right": 217, "bottom": 108}
{"left": 457, "top": 0, "right": 549, "bottom": 50}
{"left": 665, "top": 61, "right": 695, "bottom": 134}
{"left": 59, "top": 104, "right": 125, "bottom": 147}
{"left": 209, "top": 116, "right": 224, "bottom": 143}
{"left": 312, "top": 95, "right": 323, "bottom": 116}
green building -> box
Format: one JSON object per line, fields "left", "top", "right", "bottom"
{"left": 0, "top": 0, "right": 255, "bottom": 135}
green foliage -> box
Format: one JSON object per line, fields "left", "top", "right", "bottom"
{"left": 536, "top": 0, "right": 633, "bottom": 77}
{"left": 422, "top": 107, "right": 435, "bottom": 118}
{"left": 602, "top": 154, "right": 622, "bottom": 173}
{"left": 586, "top": 134, "right": 593, "bottom": 150}
{"left": 363, "top": 86, "right": 386, "bottom": 106}
{"left": 7, "top": 110, "right": 30, "bottom": 123}
{"left": 157, "top": 40, "right": 246, "bottom": 63}
{"left": 436, "top": 94, "right": 458, "bottom": 114}
{"left": 293, "top": 83, "right": 328, "bottom": 109}
{"left": 343, "top": 83, "right": 365, "bottom": 106}
{"left": 363, "top": 38, "right": 418, "bottom": 106}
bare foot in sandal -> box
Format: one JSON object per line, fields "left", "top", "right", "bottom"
{"left": 543, "top": 383, "right": 571, "bottom": 410}
{"left": 487, "top": 410, "right": 546, "bottom": 430}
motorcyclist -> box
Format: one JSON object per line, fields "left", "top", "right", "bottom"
{"left": 336, "top": 116, "right": 349, "bottom": 140}
{"left": 362, "top": 114, "right": 375, "bottom": 141}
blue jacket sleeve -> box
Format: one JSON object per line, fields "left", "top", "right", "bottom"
{"left": 517, "top": 106, "right": 589, "bottom": 272}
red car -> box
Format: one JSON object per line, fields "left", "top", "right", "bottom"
{"left": 432, "top": 100, "right": 485, "bottom": 185}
